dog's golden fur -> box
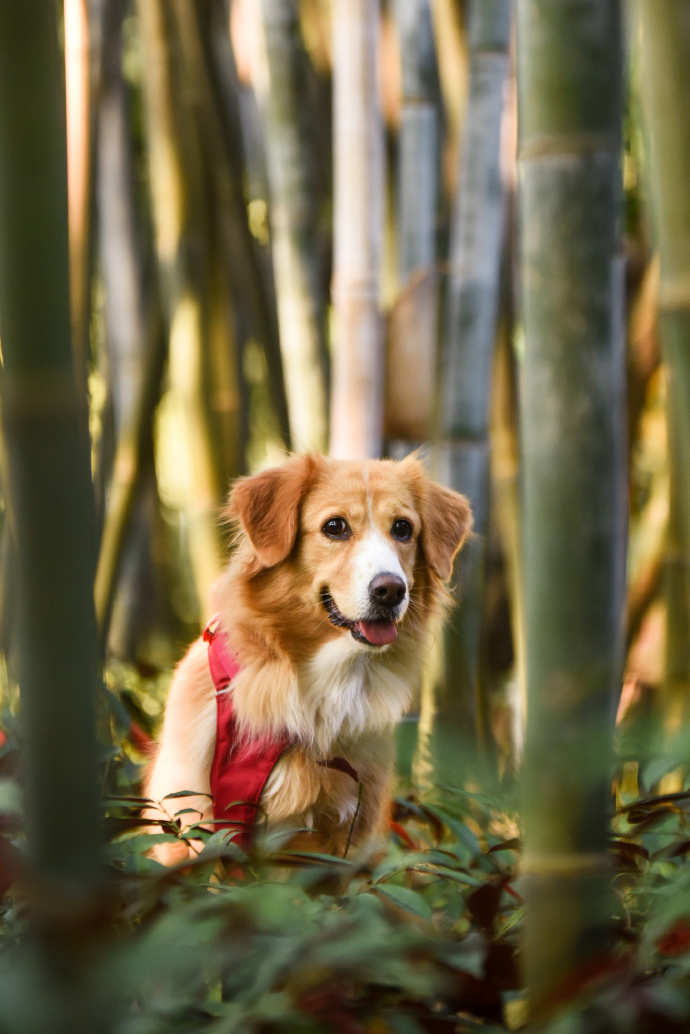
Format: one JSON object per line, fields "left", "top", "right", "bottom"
{"left": 145, "top": 454, "right": 471, "bottom": 863}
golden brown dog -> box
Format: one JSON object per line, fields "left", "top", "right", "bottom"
{"left": 145, "top": 454, "right": 471, "bottom": 863}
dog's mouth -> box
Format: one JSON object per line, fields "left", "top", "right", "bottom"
{"left": 321, "top": 589, "right": 399, "bottom": 647}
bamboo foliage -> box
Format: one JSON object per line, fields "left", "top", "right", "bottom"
{"left": 260, "top": 0, "right": 329, "bottom": 452}
{"left": 430, "top": 0, "right": 511, "bottom": 765}
{"left": 0, "top": 0, "right": 101, "bottom": 905}
{"left": 330, "top": 0, "right": 385, "bottom": 459}
{"left": 517, "top": 0, "right": 626, "bottom": 1011}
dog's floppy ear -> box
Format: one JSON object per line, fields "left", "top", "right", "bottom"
{"left": 227, "top": 455, "right": 320, "bottom": 568}
{"left": 405, "top": 461, "right": 473, "bottom": 581}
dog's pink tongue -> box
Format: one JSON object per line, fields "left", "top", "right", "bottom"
{"left": 357, "top": 619, "right": 398, "bottom": 646}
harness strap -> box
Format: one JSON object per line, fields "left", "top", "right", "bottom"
{"left": 204, "top": 617, "right": 360, "bottom": 852}
{"left": 203, "top": 615, "right": 240, "bottom": 691}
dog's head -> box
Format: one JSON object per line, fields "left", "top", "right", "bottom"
{"left": 227, "top": 454, "right": 472, "bottom": 653}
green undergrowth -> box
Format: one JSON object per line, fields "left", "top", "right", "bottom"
{"left": 2, "top": 670, "right": 690, "bottom": 1031}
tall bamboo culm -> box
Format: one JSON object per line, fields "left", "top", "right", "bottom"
{"left": 260, "top": 0, "right": 328, "bottom": 453}
{"left": 386, "top": 0, "right": 440, "bottom": 455}
{"left": 634, "top": 1, "right": 690, "bottom": 740}
{"left": 95, "top": 0, "right": 167, "bottom": 656}
{"left": 0, "top": 5, "right": 104, "bottom": 1024}
{"left": 0, "top": 0, "right": 101, "bottom": 887}
{"left": 137, "top": 0, "right": 224, "bottom": 618}
{"left": 430, "top": 0, "right": 511, "bottom": 776}
{"left": 330, "top": 0, "right": 385, "bottom": 459}
{"left": 517, "top": 0, "right": 626, "bottom": 1012}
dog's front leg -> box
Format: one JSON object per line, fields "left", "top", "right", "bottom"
{"left": 143, "top": 638, "right": 216, "bottom": 865}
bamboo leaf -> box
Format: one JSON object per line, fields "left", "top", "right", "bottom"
{"left": 371, "top": 884, "right": 433, "bottom": 921}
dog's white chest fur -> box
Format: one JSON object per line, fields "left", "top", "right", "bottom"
{"left": 297, "top": 636, "right": 413, "bottom": 754}
{"left": 262, "top": 637, "right": 412, "bottom": 833}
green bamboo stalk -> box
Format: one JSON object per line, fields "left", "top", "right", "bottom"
{"left": 167, "top": 2, "right": 246, "bottom": 486}
{"left": 634, "top": 0, "right": 690, "bottom": 732}
{"left": 0, "top": 513, "right": 17, "bottom": 659}
{"left": 518, "top": 0, "right": 625, "bottom": 1011}
{"left": 490, "top": 319, "right": 526, "bottom": 770}
{"left": 385, "top": 0, "right": 440, "bottom": 450}
{"left": 0, "top": 0, "right": 101, "bottom": 913}
{"left": 182, "top": 0, "right": 291, "bottom": 457}
{"left": 94, "top": 315, "right": 166, "bottom": 650}
{"left": 664, "top": 420, "right": 690, "bottom": 742}
{"left": 95, "top": 0, "right": 166, "bottom": 656}
{"left": 330, "top": 0, "right": 385, "bottom": 459}
{"left": 137, "top": 0, "right": 225, "bottom": 618}
{"left": 260, "top": 0, "right": 328, "bottom": 453}
{"left": 97, "top": 0, "right": 148, "bottom": 448}
{"left": 431, "top": 0, "right": 511, "bottom": 771}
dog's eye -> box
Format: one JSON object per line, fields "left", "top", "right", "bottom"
{"left": 322, "top": 517, "right": 350, "bottom": 540}
{"left": 391, "top": 519, "right": 413, "bottom": 542}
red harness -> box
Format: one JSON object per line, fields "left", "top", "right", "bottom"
{"left": 204, "top": 617, "right": 360, "bottom": 851}
{"left": 204, "top": 617, "right": 291, "bottom": 849}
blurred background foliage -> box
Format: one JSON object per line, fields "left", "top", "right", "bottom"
{"left": 1, "top": 0, "right": 690, "bottom": 1030}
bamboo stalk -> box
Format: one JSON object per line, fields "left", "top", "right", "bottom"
{"left": 260, "top": 0, "right": 329, "bottom": 452}
{"left": 169, "top": 1, "right": 245, "bottom": 489}
{"left": 490, "top": 317, "right": 526, "bottom": 769}
{"left": 433, "top": 0, "right": 511, "bottom": 755}
{"left": 186, "top": 0, "right": 291, "bottom": 456}
{"left": 64, "top": 0, "right": 93, "bottom": 397}
{"left": 663, "top": 421, "right": 690, "bottom": 743}
{"left": 330, "top": 0, "right": 385, "bottom": 459}
{"left": 94, "top": 313, "right": 166, "bottom": 650}
{"left": 433, "top": 0, "right": 469, "bottom": 202}
{"left": 0, "top": 512, "right": 17, "bottom": 659}
{"left": 137, "top": 0, "right": 224, "bottom": 618}
{"left": 517, "top": 0, "right": 626, "bottom": 1011}
{"left": 97, "top": 0, "right": 148, "bottom": 445}
{"left": 385, "top": 0, "right": 440, "bottom": 448}
{"left": 0, "top": 0, "right": 101, "bottom": 914}
{"left": 94, "top": 0, "right": 165, "bottom": 655}
{"left": 634, "top": 0, "right": 690, "bottom": 730}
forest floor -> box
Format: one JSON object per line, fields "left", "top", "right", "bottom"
{"left": 2, "top": 664, "right": 690, "bottom": 1033}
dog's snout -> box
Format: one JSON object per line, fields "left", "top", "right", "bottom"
{"left": 369, "top": 573, "right": 406, "bottom": 608}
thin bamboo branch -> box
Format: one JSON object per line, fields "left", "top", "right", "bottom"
{"left": 330, "top": 0, "right": 385, "bottom": 459}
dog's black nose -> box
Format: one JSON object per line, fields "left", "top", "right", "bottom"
{"left": 369, "top": 573, "right": 406, "bottom": 607}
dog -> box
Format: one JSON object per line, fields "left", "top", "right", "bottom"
{"left": 144, "top": 453, "right": 472, "bottom": 864}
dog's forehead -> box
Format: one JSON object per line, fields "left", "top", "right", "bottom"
{"left": 302, "top": 460, "right": 419, "bottom": 525}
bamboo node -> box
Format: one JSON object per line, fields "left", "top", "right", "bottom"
{"left": 520, "top": 851, "right": 610, "bottom": 877}
{"left": 518, "top": 131, "right": 619, "bottom": 162}
{"left": 0, "top": 371, "right": 82, "bottom": 419}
